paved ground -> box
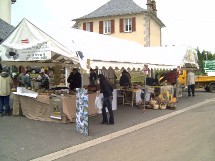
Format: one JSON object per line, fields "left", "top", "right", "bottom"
{"left": 55, "top": 100, "right": 215, "bottom": 161}
{"left": 0, "top": 90, "right": 214, "bottom": 161}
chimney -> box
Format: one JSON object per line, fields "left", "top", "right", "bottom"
{"left": 0, "top": 0, "right": 17, "bottom": 24}
{"left": 146, "top": 0, "right": 153, "bottom": 12}
{"left": 151, "top": 0, "right": 157, "bottom": 16}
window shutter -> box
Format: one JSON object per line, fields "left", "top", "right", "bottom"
{"left": 111, "top": 19, "right": 115, "bottom": 34}
{"left": 90, "top": 22, "right": 93, "bottom": 32}
{"left": 132, "top": 17, "right": 136, "bottom": 32}
{"left": 83, "top": 22, "right": 86, "bottom": 30}
{"left": 99, "top": 21, "right": 103, "bottom": 34}
{"left": 119, "top": 19, "right": 124, "bottom": 33}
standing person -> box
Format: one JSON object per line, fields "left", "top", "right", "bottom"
{"left": 0, "top": 67, "right": 13, "bottom": 117}
{"left": 187, "top": 70, "right": 196, "bottom": 98}
{"left": 98, "top": 74, "right": 114, "bottom": 125}
{"left": 67, "top": 68, "right": 82, "bottom": 91}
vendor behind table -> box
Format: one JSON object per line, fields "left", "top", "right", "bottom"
{"left": 37, "top": 70, "right": 50, "bottom": 90}
{"left": 67, "top": 68, "right": 82, "bottom": 91}
{"left": 89, "top": 68, "right": 98, "bottom": 86}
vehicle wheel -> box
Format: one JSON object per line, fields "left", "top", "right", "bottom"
{"left": 209, "top": 84, "right": 215, "bottom": 92}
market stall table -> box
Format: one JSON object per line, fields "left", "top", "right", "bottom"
{"left": 12, "top": 93, "right": 98, "bottom": 123}
{"left": 12, "top": 89, "right": 118, "bottom": 123}
{"left": 117, "top": 89, "right": 142, "bottom": 107}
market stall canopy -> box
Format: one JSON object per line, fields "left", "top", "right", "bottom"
{"left": 134, "top": 46, "right": 199, "bottom": 69}
{"left": 51, "top": 27, "right": 198, "bottom": 70}
{"left": 0, "top": 18, "right": 79, "bottom": 66}
{"left": 51, "top": 27, "right": 147, "bottom": 71}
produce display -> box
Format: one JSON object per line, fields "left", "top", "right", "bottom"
{"left": 146, "top": 88, "right": 177, "bottom": 110}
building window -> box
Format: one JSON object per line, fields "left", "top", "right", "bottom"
{"left": 124, "top": 18, "right": 132, "bottom": 32}
{"left": 86, "top": 22, "right": 91, "bottom": 31}
{"left": 83, "top": 22, "right": 93, "bottom": 32}
{"left": 104, "top": 20, "right": 111, "bottom": 34}
{"left": 120, "top": 17, "right": 136, "bottom": 33}
{"left": 99, "top": 20, "right": 115, "bottom": 34}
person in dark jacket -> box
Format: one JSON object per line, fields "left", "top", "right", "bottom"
{"left": 89, "top": 68, "right": 97, "bottom": 85}
{"left": 98, "top": 74, "right": 114, "bottom": 125}
{"left": 119, "top": 70, "right": 131, "bottom": 87}
{"left": 67, "top": 68, "right": 82, "bottom": 91}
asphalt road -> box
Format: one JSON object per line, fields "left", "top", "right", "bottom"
{"left": 0, "top": 91, "right": 215, "bottom": 161}
{"left": 56, "top": 101, "right": 215, "bottom": 161}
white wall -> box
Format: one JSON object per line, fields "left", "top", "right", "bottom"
{"left": 0, "top": 0, "right": 11, "bottom": 24}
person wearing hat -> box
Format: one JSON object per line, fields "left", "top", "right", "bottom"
{"left": 0, "top": 67, "right": 13, "bottom": 117}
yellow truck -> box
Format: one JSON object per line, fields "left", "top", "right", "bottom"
{"left": 178, "top": 70, "right": 215, "bottom": 92}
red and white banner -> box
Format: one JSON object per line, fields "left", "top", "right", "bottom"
{"left": 21, "top": 39, "right": 29, "bottom": 44}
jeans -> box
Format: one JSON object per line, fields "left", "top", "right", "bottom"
{"left": 0, "top": 95, "right": 10, "bottom": 113}
{"left": 101, "top": 96, "right": 114, "bottom": 123}
{"left": 188, "top": 84, "right": 195, "bottom": 97}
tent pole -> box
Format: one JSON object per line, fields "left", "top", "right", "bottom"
{"left": 142, "top": 74, "right": 146, "bottom": 113}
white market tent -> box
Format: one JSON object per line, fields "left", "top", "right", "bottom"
{"left": 0, "top": 18, "right": 79, "bottom": 67}
{"left": 50, "top": 26, "right": 199, "bottom": 71}
{"left": 0, "top": 18, "right": 199, "bottom": 72}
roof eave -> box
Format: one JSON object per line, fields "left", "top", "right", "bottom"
{"left": 73, "top": 12, "right": 166, "bottom": 28}
{"left": 72, "top": 11, "right": 149, "bottom": 21}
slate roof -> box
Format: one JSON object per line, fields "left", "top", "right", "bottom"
{"left": 73, "top": 0, "right": 165, "bottom": 27}
{"left": 74, "top": 0, "right": 146, "bottom": 20}
{"left": 0, "top": 18, "right": 14, "bottom": 42}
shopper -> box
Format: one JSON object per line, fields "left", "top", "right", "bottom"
{"left": 98, "top": 74, "right": 114, "bottom": 125}
{"left": 67, "top": 68, "right": 82, "bottom": 91}
{"left": 0, "top": 67, "right": 13, "bottom": 117}
{"left": 187, "top": 70, "right": 196, "bottom": 98}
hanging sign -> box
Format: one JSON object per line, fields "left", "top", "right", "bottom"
{"left": 204, "top": 60, "right": 215, "bottom": 72}
{"left": 1, "top": 41, "right": 51, "bottom": 61}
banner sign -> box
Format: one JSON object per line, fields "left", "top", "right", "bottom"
{"left": 0, "top": 42, "right": 51, "bottom": 61}
{"left": 204, "top": 60, "right": 215, "bottom": 72}
{"left": 76, "top": 88, "right": 89, "bottom": 136}
{"left": 50, "top": 94, "right": 62, "bottom": 120}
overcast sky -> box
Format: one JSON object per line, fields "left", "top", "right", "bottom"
{"left": 11, "top": 0, "right": 215, "bottom": 53}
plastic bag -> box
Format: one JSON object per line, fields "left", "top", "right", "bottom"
{"left": 95, "top": 95, "right": 103, "bottom": 110}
